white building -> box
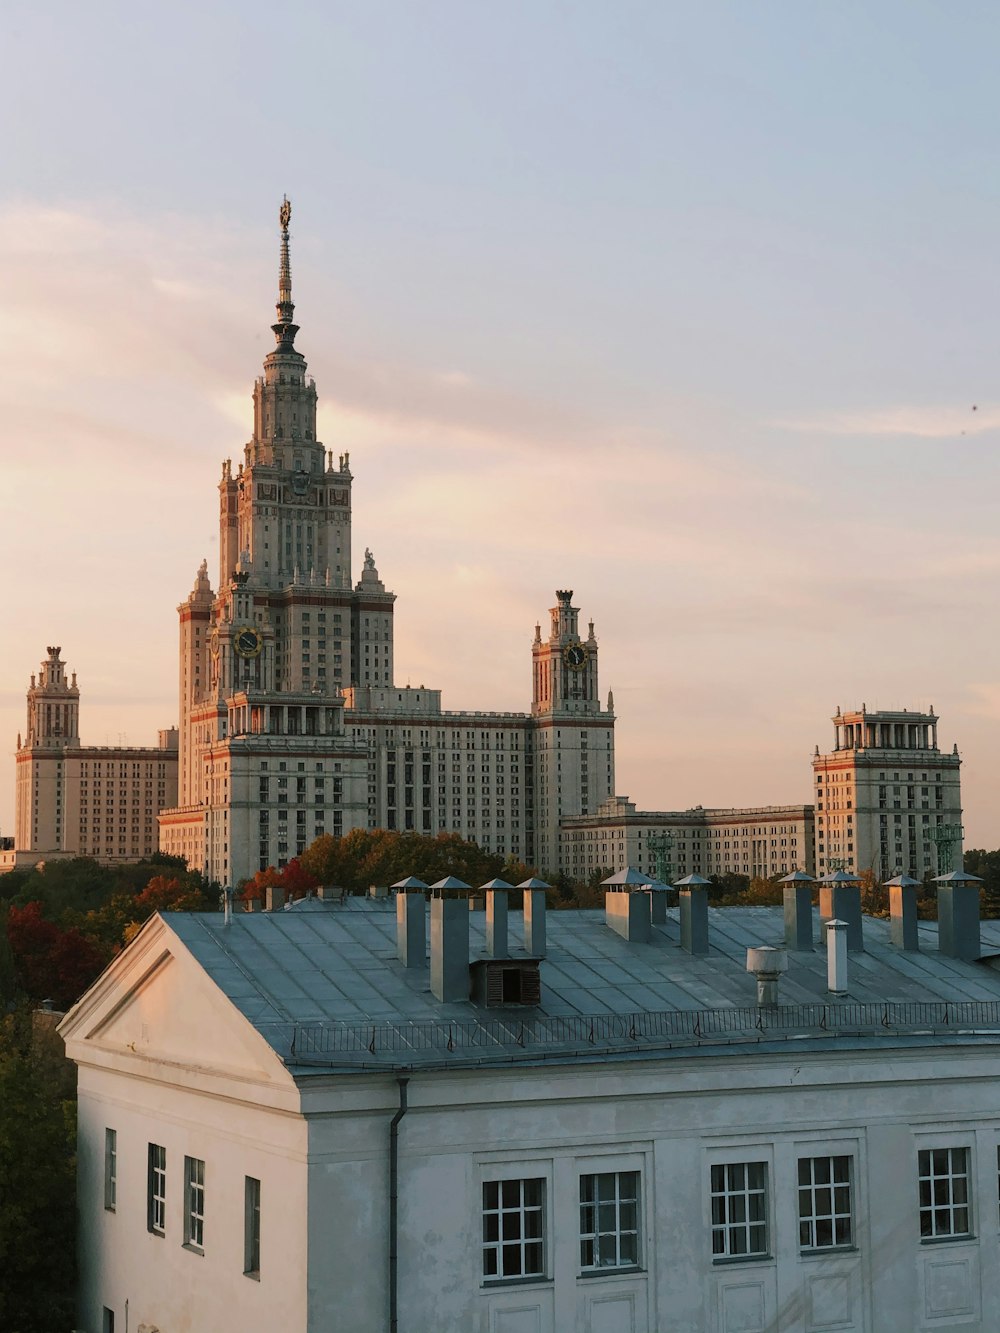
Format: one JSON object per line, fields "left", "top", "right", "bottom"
{"left": 813, "top": 706, "right": 962, "bottom": 879}
{"left": 62, "top": 882, "right": 1000, "bottom": 1333}
{"left": 158, "top": 201, "right": 614, "bottom": 884}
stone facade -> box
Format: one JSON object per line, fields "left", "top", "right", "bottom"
{"left": 813, "top": 707, "right": 962, "bottom": 878}
{"left": 11, "top": 646, "right": 178, "bottom": 867}
{"left": 560, "top": 796, "right": 816, "bottom": 883}
{"left": 159, "top": 204, "right": 614, "bottom": 884}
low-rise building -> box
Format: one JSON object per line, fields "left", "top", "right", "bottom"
{"left": 62, "top": 883, "right": 1000, "bottom": 1333}
{"left": 560, "top": 796, "right": 815, "bottom": 882}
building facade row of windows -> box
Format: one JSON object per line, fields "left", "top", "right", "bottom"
{"left": 482, "top": 1144, "right": 989, "bottom": 1283}
{"left": 104, "top": 1132, "right": 260, "bottom": 1279}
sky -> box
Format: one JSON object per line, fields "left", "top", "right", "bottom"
{"left": 3, "top": 1, "right": 1000, "bottom": 844}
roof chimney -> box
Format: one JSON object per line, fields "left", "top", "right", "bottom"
{"left": 393, "top": 877, "right": 429, "bottom": 968}
{"left": 645, "top": 880, "right": 670, "bottom": 924}
{"left": 265, "top": 885, "right": 286, "bottom": 912}
{"left": 780, "top": 871, "right": 814, "bottom": 951}
{"left": 818, "top": 871, "right": 863, "bottom": 952}
{"left": 746, "top": 946, "right": 788, "bottom": 1006}
{"left": 602, "top": 868, "right": 651, "bottom": 944}
{"left": 676, "top": 874, "right": 711, "bottom": 955}
{"left": 935, "top": 870, "right": 983, "bottom": 962}
{"left": 481, "top": 878, "right": 514, "bottom": 958}
{"left": 885, "top": 874, "right": 920, "bottom": 951}
{"left": 826, "top": 919, "right": 848, "bottom": 995}
{"left": 519, "top": 878, "right": 550, "bottom": 957}
{"left": 429, "top": 878, "right": 471, "bottom": 1002}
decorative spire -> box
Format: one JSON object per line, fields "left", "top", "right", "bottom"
{"left": 272, "top": 195, "right": 299, "bottom": 351}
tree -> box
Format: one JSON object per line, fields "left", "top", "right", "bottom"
{"left": 0, "top": 1009, "right": 76, "bottom": 1333}
{"left": 5, "top": 902, "right": 110, "bottom": 1011}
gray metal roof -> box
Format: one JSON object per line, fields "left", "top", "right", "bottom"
{"left": 164, "top": 899, "right": 1000, "bottom": 1074}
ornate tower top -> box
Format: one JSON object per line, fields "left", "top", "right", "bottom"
{"left": 272, "top": 195, "right": 299, "bottom": 352}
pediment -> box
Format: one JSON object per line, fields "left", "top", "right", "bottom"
{"left": 61, "top": 915, "right": 293, "bottom": 1091}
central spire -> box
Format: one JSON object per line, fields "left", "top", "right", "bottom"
{"left": 271, "top": 195, "right": 299, "bottom": 351}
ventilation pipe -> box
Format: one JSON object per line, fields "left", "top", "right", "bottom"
{"left": 428, "top": 877, "right": 471, "bottom": 1001}
{"left": 602, "top": 868, "right": 652, "bottom": 943}
{"left": 675, "top": 874, "right": 711, "bottom": 955}
{"left": 392, "top": 877, "right": 429, "bottom": 968}
{"left": 518, "top": 878, "right": 550, "bottom": 957}
{"left": 481, "top": 878, "right": 514, "bottom": 958}
{"left": 884, "top": 873, "right": 920, "bottom": 952}
{"left": 826, "top": 919, "right": 848, "bottom": 996}
{"left": 935, "top": 870, "right": 984, "bottom": 962}
{"left": 818, "top": 870, "right": 863, "bottom": 952}
{"left": 746, "top": 946, "right": 788, "bottom": 1006}
{"left": 780, "top": 870, "right": 815, "bottom": 951}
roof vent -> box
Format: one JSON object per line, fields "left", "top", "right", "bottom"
{"left": 393, "top": 876, "right": 428, "bottom": 968}
{"left": 885, "top": 873, "right": 920, "bottom": 952}
{"left": 826, "top": 919, "right": 848, "bottom": 995}
{"left": 602, "top": 868, "right": 651, "bottom": 943}
{"left": 746, "top": 946, "right": 788, "bottom": 1006}
{"left": 935, "top": 870, "right": 983, "bottom": 961}
{"left": 818, "top": 870, "right": 863, "bottom": 952}
{"left": 470, "top": 959, "right": 541, "bottom": 1007}
{"left": 675, "top": 874, "right": 711, "bottom": 955}
{"left": 429, "top": 877, "right": 471, "bottom": 1002}
{"left": 780, "top": 870, "right": 815, "bottom": 951}
{"left": 481, "top": 878, "right": 514, "bottom": 958}
{"left": 519, "top": 878, "right": 550, "bottom": 957}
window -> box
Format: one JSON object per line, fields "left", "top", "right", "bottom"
{"left": 147, "top": 1143, "right": 166, "bottom": 1235}
{"left": 184, "top": 1156, "right": 205, "bottom": 1251}
{"left": 711, "top": 1162, "right": 768, "bottom": 1259}
{"left": 102, "top": 1310, "right": 115, "bottom": 1333}
{"left": 482, "top": 1178, "right": 545, "bottom": 1280}
{"left": 919, "top": 1147, "right": 971, "bottom": 1239}
{"left": 798, "top": 1155, "right": 852, "bottom": 1250}
{"left": 580, "top": 1171, "right": 640, "bottom": 1270}
{"left": 244, "top": 1176, "right": 261, "bottom": 1278}
{"left": 104, "top": 1128, "right": 117, "bottom": 1212}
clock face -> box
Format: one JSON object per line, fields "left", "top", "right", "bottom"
{"left": 234, "top": 626, "right": 263, "bottom": 658}
{"left": 291, "top": 471, "right": 309, "bottom": 495}
{"left": 209, "top": 629, "right": 220, "bottom": 657}
{"left": 564, "top": 644, "right": 586, "bottom": 670}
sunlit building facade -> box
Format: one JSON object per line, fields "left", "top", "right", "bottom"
{"left": 10, "top": 646, "right": 178, "bottom": 869}
{"left": 158, "top": 203, "right": 615, "bottom": 884}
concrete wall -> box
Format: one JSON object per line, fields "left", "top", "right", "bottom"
{"left": 297, "top": 1045, "right": 1000, "bottom": 1333}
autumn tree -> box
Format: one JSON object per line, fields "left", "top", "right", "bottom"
{"left": 0, "top": 1009, "right": 76, "bottom": 1332}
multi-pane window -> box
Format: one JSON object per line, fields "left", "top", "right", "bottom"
{"left": 482, "top": 1178, "right": 545, "bottom": 1280}
{"left": 919, "top": 1147, "right": 971, "bottom": 1239}
{"left": 184, "top": 1156, "right": 205, "bottom": 1251}
{"left": 580, "top": 1171, "right": 640, "bottom": 1270}
{"left": 147, "top": 1143, "right": 166, "bottom": 1235}
{"left": 798, "top": 1156, "right": 852, "bottom": 1250}
{"left": 711, "top": 1162, "right": 768, "bottom": 1259}
{"left": 104, "top": 1128, "right": 117, "bottom": 1212}
{"left": 244, "top": 1176, "right": 261, "bottom": 1278}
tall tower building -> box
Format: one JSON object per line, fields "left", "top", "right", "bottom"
{"left": 159, "top": 202, "right": 616, "bottom": 884}
{"left": 812, "top": 706, "right": 962, "bottom": 879}
{"left": 530, "top": 591, "right": 614, "bottom": 872}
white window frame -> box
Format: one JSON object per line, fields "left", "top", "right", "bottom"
{"left": 482, "top": 1176, "right": 546, "bottom": 1282}
{"left": 579, "top": 1169, "right": 641, "bottom": 1272}
{"left": 184, "top": 1155, "right": 205, "bottom": 1251}
{"left": 919, "top": 1146, "right": 972, "bottom": 1240}
{"left": 710, "top": 1160, "right": 769, "bottom": 1260}
{"left": 798, "top": 1154, "right": 853, "bottom": 1251}
{"left": 147, "top": 1143, "right": 166, "bottom": 1236}
{"left": 104, "top": 1128, "right": 117, "bottom": 1212}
